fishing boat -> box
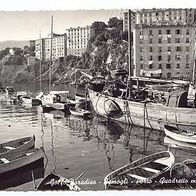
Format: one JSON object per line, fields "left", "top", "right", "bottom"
{"left": 37, "top": 172, "right": 81, "bottom": 191}
{"left": 40, "top": 91, "right": 74, "bottom": 112}
{"left": 164, "top": 125, "right": 196, "bottom": 143}
{"left": 21, "top": 96, "right": 42, "bottom": 106}
{"left": 0, "top": 136, "right": 35, "bottom": 155}
{"left": 104, "top": 151, "right": 175, "bottom": 189}
{"left": 69, "top": 107, "right": 91, "bottom": 117}
{"left": 0, "top": 148, "right": 44, "bottom": 175}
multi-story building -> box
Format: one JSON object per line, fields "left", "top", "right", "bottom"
{"left": 35, "top": 33, "right": 67, "bottom": 61}
{"left": 136, "top": 8, "right": 196, "bottom": 25}
{"left": 123, "top": 11, "right": 137, "bottom": 31}
{"left": 133, "top": 24, "right": 196, "bottom": 80}
{"left": 66, "top": 26, "right": 92, "bottom": 56}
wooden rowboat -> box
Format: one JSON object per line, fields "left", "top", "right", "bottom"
{"left": 69, "top": 107, "right": 91, "bottom": 117}
{"left": 104, "top": 151, "right": 175, "bottom": 189}
{"left": 0, "top": 136, "right": 35, "bottom": 156}
{"left": 0, "top": 148, "right": 44, "bottom": 175}
{"left": 164, "top": 125, "right": 196, "bottom": 143}
{"left": 21, "top": 96, "right": 42, "bottom": 106}
{"left": 37, "top": 172, "right": 81, "bottom": 191}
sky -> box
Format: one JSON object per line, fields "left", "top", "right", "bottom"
{"left": 0, "top": 10, "right": 123, "bottom": 41}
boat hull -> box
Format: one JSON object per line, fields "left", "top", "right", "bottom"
{"left": 164, "top": 125, "right": 196, "bottom": 143}
{"left": 0, "top": 148, "right": 44, "bottom": 175}
{"left": 88, "top": 89, "right": 196, "bottom": 131}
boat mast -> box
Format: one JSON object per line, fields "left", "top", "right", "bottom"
{"left": 39, "top": 31, "right": 42, "bottom": 92}
{"left": 49, "top": 15, "right": 53, "bottom": 92}
{"left": 192, "top": 43, "right": 196, "bottom": 84}
{"left": 128, "top": 9, "right": 132, "bottom": 80}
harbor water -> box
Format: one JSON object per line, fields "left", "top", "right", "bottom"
{"left": 0, "top": 83, "right": 196, "bottom": 191}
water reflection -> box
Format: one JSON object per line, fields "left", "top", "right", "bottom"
{"left": 1, "top": 98, "right": 196, "bottom": 190}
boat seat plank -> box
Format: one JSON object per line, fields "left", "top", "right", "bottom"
{"left": 4, "top": 146, "right": 16, "bottom": 150}
{"left": 142, "top": 167, "right": 160, "bottom": 174}
{"left": 126, "top": 174, "right": 147, "bottom": 181}
{"left": 0, "top": 158, "right": 10, "bottom": 163}
{"left": 26, "top": 153, "right": 33, "bottom": 156}
{"left": 144, "top": 161, "right": 167, "bottom": 171}
{"left": 126, "top": 167, "right": 156, "bottom": 179}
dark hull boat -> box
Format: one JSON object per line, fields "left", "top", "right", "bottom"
{"left": 37, "top": 173, "right": 80, "bottom": 191}
{"left": 0, "top": 148, "right": 44, "bottom": 175}
{"left": 104, "top": 151, "right": 175, "bottom": 189}
{"left": 0, "top": 136, "right": 35, "bottom": 156}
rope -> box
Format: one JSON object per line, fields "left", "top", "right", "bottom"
{"left": 144, "top": 101, "right": 153, "bottom": 130}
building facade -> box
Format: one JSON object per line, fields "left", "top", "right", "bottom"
{"left": 35, "top": 33, "right": 67, "bottom": 61}
{"left": 133, "top": 24, "right": 196, "bottom": 80}
{"left": 66, "top": 26, "right": 92, "bottom": 56}
{"left": 123, "top": 11, "right": 137, "bottom": 31}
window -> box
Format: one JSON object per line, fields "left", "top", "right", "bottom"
{"left": 149, "top": 47, "right": 153, "bottom": 52}
{"left": 149, "top": 38, "right": 152, "bottom": 44}
{"left": 167, "top": 37, "right": 171, "bottom": 43}
{"left": 140, "top": 56, "right": 143, "bottom": 61}
{"left": 186, "top": 63, "right": 190, "bottom": 68}
{"left": 175, "top": 38, "right": 180, "bottom": 43}
{"left": 186, "top": 46, "right": 189, "bottom": 51}
{"left": 176, "top": 46, "right": 181, "bottom": 51}
{"left": 186, "top": 29, "right": 190, "bottom": 35}
{"left": 166, "top": 64, "right": 171, "bottom": 69}
{"left": 186, "top": 55, "right": 189, "bottom": 61}
{"left": 158, "top": 29, "right": 162, "bottom": 35}
{"left": 176, "top": 63, "right": 180, "bottom": 69}
{"left": 149, "top": 30, "right": 153, "bottom": 35}
{"left": 140, "top": 64, "right": 143, "bottom": 69}
{"left": 158, "top": 47, "right": 162, "bottom": 53}
{"left": 158, "top": 38, "right": 162, "bottom": 43}
{"left": 149, "top": 64, "right": 153, "bottom": 69}
{"left": 186, "top": 38, "right": 189, "bottom": 43}
{"left": 176, "top": 29, "right": 181, "bottom": 34}
{"left": 149, "top": 55, "right": 153, "bottom": 60}
{"left": 167, "top": 55, "right": 171, "bottom": 61}
{"left": 139, "top": 39, "right": 143, "bottom": 44}
{"left": 166, "top": 29, "right": 171, "bottom": 34}
{"left": 158, "top": 55, "right": 162, "bottom": 61}
{"left": 175, "top": 55, "right": 181, "bottom": 60}
{"left": 159, "top": 64, "right": 162, "bottom": 69}
{"left": 168, "top": 47, "right": 171, "bottom": 52}
{"left": 167, "top": 72, "right": 171, "bottom": 79}
{"left": 140, "top": 47, "right": 143, "bottom": 52}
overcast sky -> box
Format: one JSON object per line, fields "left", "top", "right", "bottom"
{"left": 0, "top": 10, "right": 124, "bottom": 42}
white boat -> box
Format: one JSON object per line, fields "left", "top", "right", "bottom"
{"left": 104, "top": 151, "right": 175, "bottom": 189}
{"left": 69, "top": 107, "right": 91, "bottom": 117}
{"left": 40, "top": 91, "right": 74, "bottom": 112}
{"left": 164, "top": 125, "right": 196, "bottom": 143}
{"left": 21, "top": 96, "right": 42, "bottom": 106}
{"left": 89, "top": 88, "right": 196, "bottom": 131}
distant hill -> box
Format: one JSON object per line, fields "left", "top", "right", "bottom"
{"left": 0, "top": 40, "right": 29, "bottom": 51}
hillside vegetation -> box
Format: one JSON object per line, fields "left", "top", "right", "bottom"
{"left": 0, "top": 17, "right": 129, "bottom": 84}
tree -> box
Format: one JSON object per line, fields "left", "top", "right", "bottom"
{"left": 91, "top": 21, "right": 107, "bottom": 37}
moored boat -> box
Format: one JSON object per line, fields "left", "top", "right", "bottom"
{"left": 0, "top": 148, "right": 44, "bottom": 175}
{"left": 104, "top": 151, "right": 175, "bottom": 189}
{"left": 164, "top": 125, "right": 196, "bottom": 143}
{"left": 37, "top": 172, "right": 81, "bottom": 191}
{"left": 69, "top": 107, "right": 91, "bottom": 117}
{"left": 21, "top": 96, "right": 42, "bottom": 106}
{"left": 88, "top": 88, "right": 196, "bottom": 131}
{"left": 0, "top": 136, "right": 35, "bottom": 155}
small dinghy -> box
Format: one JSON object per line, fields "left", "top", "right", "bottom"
{"left": 69, "top": 107, "right": 91, "bottom": 117}
{"left": 164, "top": 125, "right": 196, "bottom": 143}
{"left": 0, "top": 136, "right": 35, "bottom": 155}
{"left": 21, "top": 96, "right": 42, "bottom": 106}
{"left": 0, "top": 148, "right": 44, "bottom": 175}
{"left": 37, "top": 172, "right": 81, "bottom": 191}
{"left": 104, "top": 151, "right": 175, "bottom": 189}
